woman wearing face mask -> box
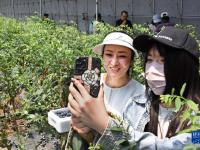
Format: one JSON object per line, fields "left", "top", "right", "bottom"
{"left": 135, "top": 27, "right": 200, "bottom": 143}
{"left": 68, "top": 31, "right": 147, "bottom": 148}
{"left": 69, "top": 27, "right": 200, "bottom": 149}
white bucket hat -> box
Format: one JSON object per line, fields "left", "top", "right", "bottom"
{"left": 93, "top": 32, "right": 138, "bottom": 57}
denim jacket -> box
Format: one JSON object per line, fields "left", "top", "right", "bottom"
{"left": 95, "top": 97, "right": 193, "bottom": 150}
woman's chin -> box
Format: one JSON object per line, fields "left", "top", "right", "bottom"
{"left": 109, "top": 72, "right": 122, "bottom": 78}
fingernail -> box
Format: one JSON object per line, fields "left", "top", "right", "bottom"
{"left": 71, "top": 79, "right": 76, "bottom": 84}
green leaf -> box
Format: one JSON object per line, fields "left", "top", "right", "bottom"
{"left": 171, "top": 88, "right": 175, "bottom": 95}
{"left": 175, "top": 97, "right": 183, "bottom": 111}
{"left": 160, "top": 94, "right": 171, "bottom": 105}
{"left": 35, "top": 89, "right": 43, "bottom": 95}
{"left": 180, "top": 83, "right": 186, "bottom": 96}
{"left": 115, "top": 139, "right": 127, "bottom": 145}
{"left": 181, "top": 111, "right": 191, "bottom": 121}
{"left": 183, "top": 144, "right": 200, "bottom": 150}
{"left": 179, "top": 124, "right": 200, "bottom": 134}
{"left": 28, "top": 114, "right": 36, "bottom": 119}
{"left": 22, "top": 110, "right": 28, "bottom": 115}
{"left": 71, "top": 133, "right": 90, "bottom": 150}
{"left": 191, "top": 116, "right": 200, "bottom": 124}
{"left": 110, "top": 126, "right": 123, "bottom": 132}
{"left": 186, "top": 100, "right": 199, "bottom": 111}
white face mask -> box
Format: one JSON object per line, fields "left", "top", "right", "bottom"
{"left": 145, "top": 62, "right": 166, "bottom": 95}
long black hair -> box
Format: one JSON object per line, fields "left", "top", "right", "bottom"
{"left": 144, "top": 41, "right": 200, "bottom": 137}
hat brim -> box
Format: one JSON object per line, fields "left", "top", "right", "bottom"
{"left": 133, "top": 35, "right": 200, "bottom": 58}
{"left": 134, "top": 35, "right": 182, "bottom": 52}
{"left": 93, "top": 40, "right": 139, "bottom": 57}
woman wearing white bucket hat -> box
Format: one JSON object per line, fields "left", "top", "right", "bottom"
{"left": 68, "top": 31, "right": 148, "bottom": 147}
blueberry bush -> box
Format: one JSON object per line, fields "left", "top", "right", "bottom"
{"left": 0, "top": 16, "right": 199, "bottom": 149}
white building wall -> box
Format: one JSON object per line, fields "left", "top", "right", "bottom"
{"left": 0, "top": 0, "right": 200, "bottom": 34}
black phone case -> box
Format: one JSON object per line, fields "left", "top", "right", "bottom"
{"left": 73, "top": 57, "right": 101, "bottom": 97}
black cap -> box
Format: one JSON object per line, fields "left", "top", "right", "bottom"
{"left": 133, "top": 26, "right": 200, "bottom": 58}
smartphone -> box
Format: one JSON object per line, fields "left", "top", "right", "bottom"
{"left": 73, "top": 57, "right": 101, "bottom": 97}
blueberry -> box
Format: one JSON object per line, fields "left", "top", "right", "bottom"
{"left": 55, "top": 110, "right": 71, "bottom": 118}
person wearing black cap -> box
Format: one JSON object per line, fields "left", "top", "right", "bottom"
{"left": 133, "top": 26, "right": 200, "bottom": 145}
{"left": 68, "top": 27, "right": 200, "bottom": 149}
{"left": 155, "top": 12, "right": 175, "bottom": 33}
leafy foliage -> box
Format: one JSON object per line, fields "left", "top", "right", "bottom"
{"left": 0, "top": 15, "right": 199, "bottom": 149}
{"left": 160, "top": 83, "right": 200, "bottom": 149}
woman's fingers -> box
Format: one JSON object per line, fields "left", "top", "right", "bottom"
{"left": 79, "top": 96, "right": 109, "bottom": 134}
{"left": 73, "top": 126, "right": 90, "bottom": 134}
{"left": 68, "top": 80, "right": 109, "bottom": 134}
{"left": 71, "top": 116, "right": 91, "bottom": 133}
{"left": 71, "top": 118, "right": 85, "bottom": 128}
{"left": 71, "top": 78, "right": 92, "bottom": 100}
{"left": 71, "top": 116, "right": 81, "bottom": 123}
{"left": 68, "top": 93, "right": 81, "bottom": 112}
{"left": 69, "top": 82, "right": 85, "bottom": 106}
{"left": 68, "top": 102, "right": 81, "bottom": 117}
{"left": 71, "top": 116, "right": 82, "bottom": 125}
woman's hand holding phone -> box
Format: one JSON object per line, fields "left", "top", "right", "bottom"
{"left": 68, "top": 78, "right": 109, "bottom": 134}
{"left": 68, "top": 89, "right": 90, "bottom": 134}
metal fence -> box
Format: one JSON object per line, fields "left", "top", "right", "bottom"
{"left": 0, "top": 0, "right": 200, "bottom": 34}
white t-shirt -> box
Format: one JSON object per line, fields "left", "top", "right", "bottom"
{"left": 101, "top": 73, "right": 145, "bottom": 117}
{"left": 158, "top": 104, "right": 175, "bottom": 139}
